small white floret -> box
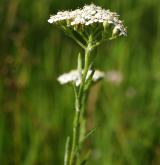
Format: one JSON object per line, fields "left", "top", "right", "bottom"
{"left": 48, "top": 4, "right": 127, "bottom": 37}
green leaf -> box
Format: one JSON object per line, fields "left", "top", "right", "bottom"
{"left": 80, "top": 127, "right": 96, "bottom": 144}
{"left": 64, "top": 136, "right": 70, "bottom": 165}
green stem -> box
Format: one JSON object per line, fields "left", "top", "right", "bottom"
{"left": 79, "top": 92, "right": 88, "bottom": 144}
{"left": 69, "top": 36, "right": 94, "bottom": 165}
{"left": 93, "top": 36, "right": 116, "bottom": 48}
{"left": 60, "top": 26, "right": 86, "bottom": 49}
{"left": 69, "top": 86, "right": 81, "bottom": 165}
{"left": 78, "top": 44, "right": 92, "bottom": 100}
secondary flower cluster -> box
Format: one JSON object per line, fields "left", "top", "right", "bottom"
{"left": 48, "top": 4, "right": 127, "bottom": 37}
{"left": 57, "top": 69, "right": 123, "bottom": 86}
{"left": 57, "top": 70, "right": 104, "bottom": 86}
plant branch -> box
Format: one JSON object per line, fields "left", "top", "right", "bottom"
{"left": 60, "top": 26, "right": 86, "bottom": 49}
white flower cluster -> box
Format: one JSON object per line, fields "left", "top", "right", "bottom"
{"left": 48, "top": 4, "right": 127, "bottom": 36}
{"left": 57, "top": 69, "right": 104, "bottom": 86}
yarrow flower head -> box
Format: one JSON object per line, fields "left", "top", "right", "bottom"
{"left": 48, "top": 4, "right": 127, "bottom": 48}
{"left": 57, "top": 69, "right": 104, "bottom": 86}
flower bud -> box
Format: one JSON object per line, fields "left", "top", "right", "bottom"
{"left": 103, "top": 21, "right": 110, "bottom": 32}
{"left": 66, "top": 20, "right": 71, "bottom": 27}
{"left": 112, "top": 26, "right": 120, "bottom": 37}
{"left": 74, "top": 25, "right": 78, "bottom": 31}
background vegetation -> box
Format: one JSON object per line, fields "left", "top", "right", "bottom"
{"left": 0, "top": 0, "right": 160, "bottom": 164}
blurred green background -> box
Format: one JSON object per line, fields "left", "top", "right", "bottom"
{"left": 0, "top": 0, "right": 160, "bottom": 164}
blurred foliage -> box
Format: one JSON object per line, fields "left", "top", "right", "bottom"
{"left": 0, "top": 0, "right": 160, "bottom": 164}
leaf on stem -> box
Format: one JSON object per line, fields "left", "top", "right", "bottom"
{"left": 80, "top": 127, "right": 97, "bottom": 144}
{"left": 64, "top": 136, "right": 70, "bottom": 165}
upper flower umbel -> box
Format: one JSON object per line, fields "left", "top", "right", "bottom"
{"left": 48, "top": 4, "right": 127, "bottom": 49}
